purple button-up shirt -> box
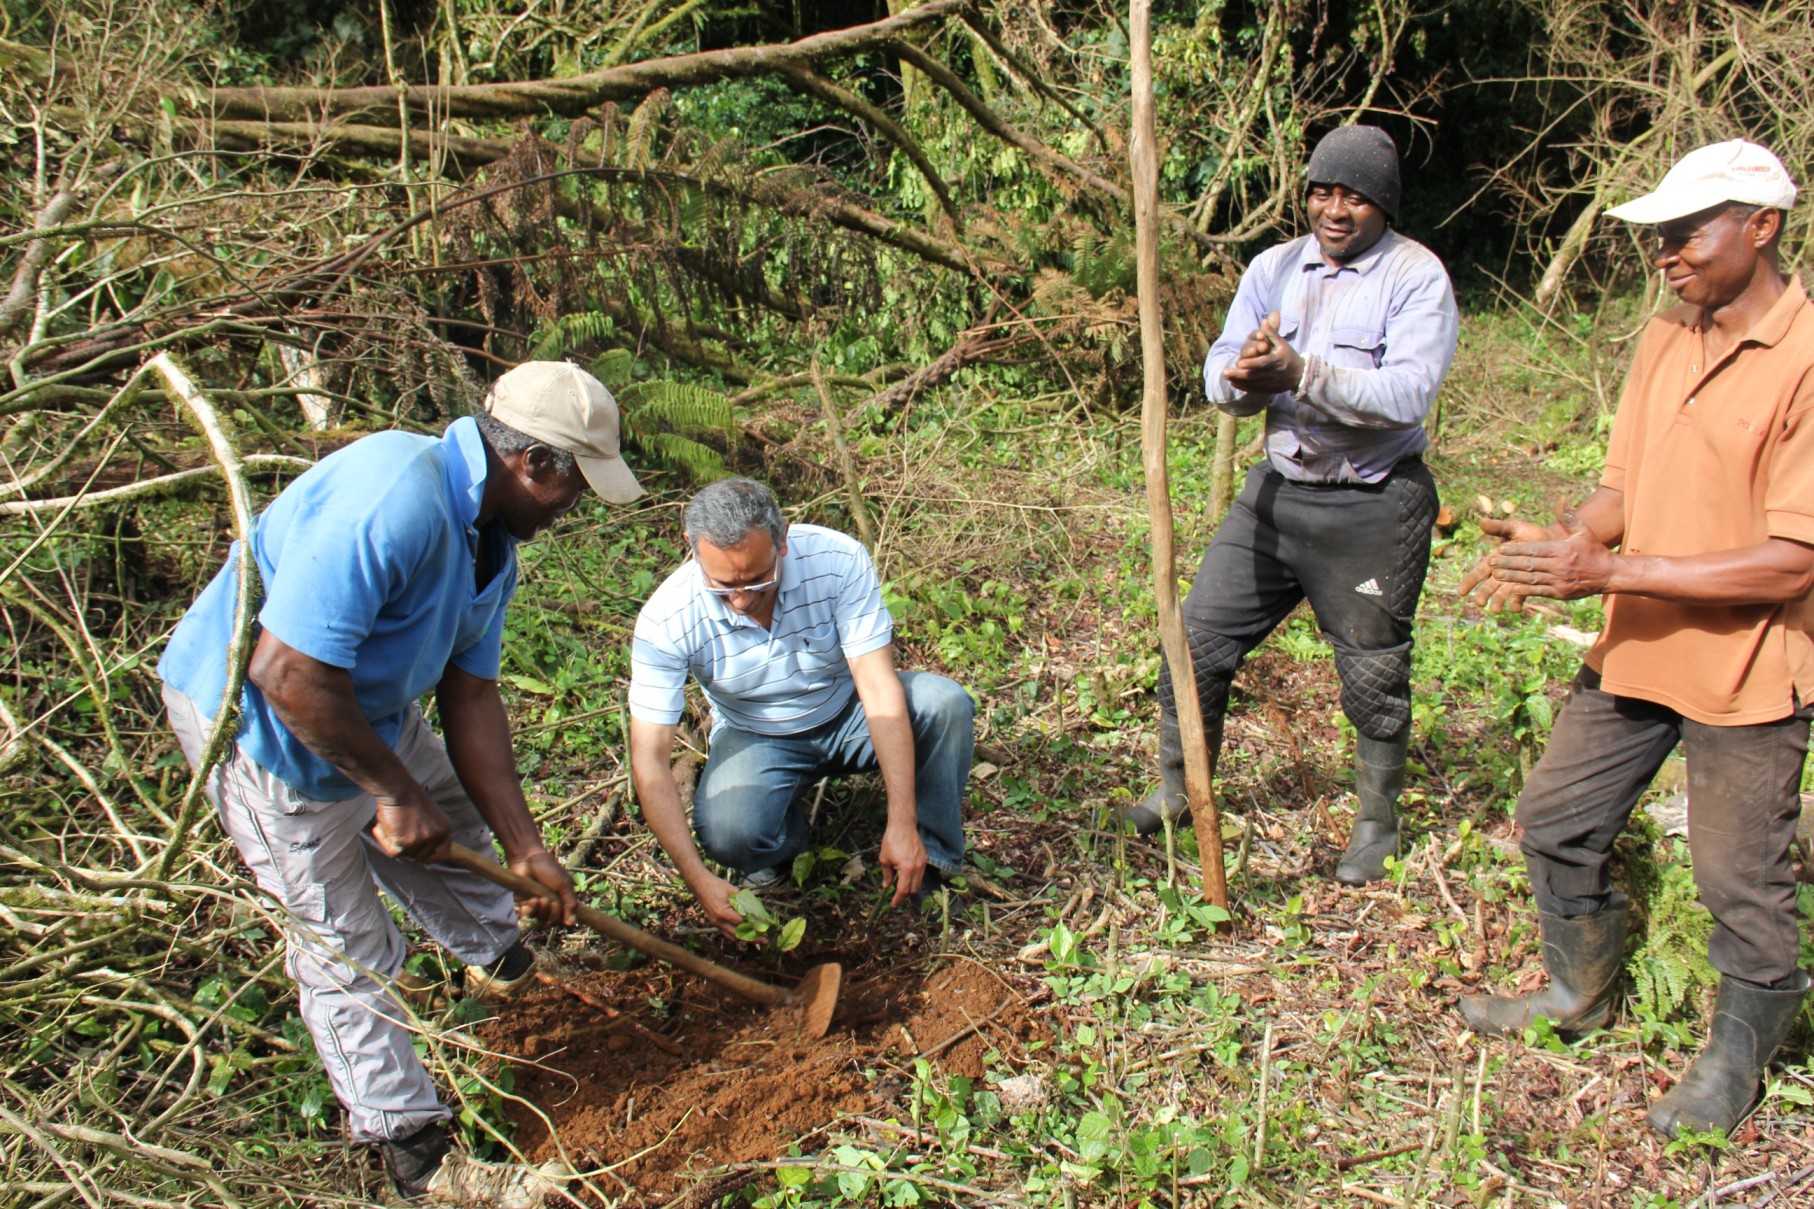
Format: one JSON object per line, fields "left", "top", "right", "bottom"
{"left": 1202, "top": 229, "right": 1459, "bottom": 484}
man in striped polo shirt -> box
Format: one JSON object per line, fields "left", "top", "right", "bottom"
{"left": 1123, "top": 125, "right": 1459, "bottom": 887}
{"left": 629, "top": 478, "right": 972, "bottom": 934}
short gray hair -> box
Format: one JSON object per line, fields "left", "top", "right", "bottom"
{"left": 685, "top": 478, "right": 785, "bottom": 550}
{"left": 474, "top": 411, "right": 578, "bottom": 477}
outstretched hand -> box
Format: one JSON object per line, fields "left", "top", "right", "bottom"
{"left": 1488, "top": 512, "right": 1615, "bottom": 601}
{"left": 692, "top": 872, "right": 746, "bottom": 942}
{"left": 1462, "top": 513, "right": 1612, "bottom": 613}
{"left": 1459, "top": 515, "right": 1553, "bottom": 613}
{"left": 1222, "top": 311, "right": 1305, "bottom": 395}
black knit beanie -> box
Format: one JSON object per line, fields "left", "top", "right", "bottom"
{"left": 1306, "top": 125, "right": 1400, "bottom": 221}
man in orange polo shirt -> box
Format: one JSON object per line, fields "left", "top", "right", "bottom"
{"left": 1458, "top": 140, "right": 1812, "bottom": 1139}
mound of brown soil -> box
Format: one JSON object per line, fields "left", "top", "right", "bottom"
{"left": 478, "top": 953, "right": 1037, "bottom": 1202}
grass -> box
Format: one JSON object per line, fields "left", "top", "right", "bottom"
{"left": 2, "top": 298, "right": 1811, "bottom": 1207}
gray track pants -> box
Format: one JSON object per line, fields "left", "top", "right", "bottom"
{"left": 164, "top": 687, "right": 521, "bottom": 1143}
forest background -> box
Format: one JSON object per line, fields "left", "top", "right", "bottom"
{"left": 3, "top": 0, "right": 1813, "bottom": 1206}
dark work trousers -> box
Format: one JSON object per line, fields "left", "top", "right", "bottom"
{"left": 1158, "top": 458, "right": 1440, "bottom": 743}
{"left": 1518, "top": 667, "right": 1812, "bottom": 985}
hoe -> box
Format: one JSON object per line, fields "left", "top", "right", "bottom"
{"left": 448, "top": 843, "right": 843, "bottom": 1039}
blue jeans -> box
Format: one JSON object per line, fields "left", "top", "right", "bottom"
{"left": 693, "top": 671, "right": 972, "bottom": 877}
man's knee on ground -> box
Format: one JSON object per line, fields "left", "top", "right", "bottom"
{"left": 692, "top": 801, "right": 781, "bottom": 871}
{"left": 1333, "top": 640, "right": 1411, "bottom": 741}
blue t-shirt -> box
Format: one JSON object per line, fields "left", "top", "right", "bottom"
{"left": 159, "top": 417, "right": 517, "bottom": 800}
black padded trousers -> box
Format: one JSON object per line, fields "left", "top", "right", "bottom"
{"left": 1157, "top": 457, "right": 1439, "bottom": 742}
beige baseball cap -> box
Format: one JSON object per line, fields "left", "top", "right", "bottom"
{"left": 483, "top": 361, "right": 644, "bottom": 503}
{"left": 1606, "top": 139, "right": 1797, "bottom": 224}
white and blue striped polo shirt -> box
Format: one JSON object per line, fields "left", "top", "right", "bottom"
{"left": 629, "top": 524, "right": 893, "bottom": 735}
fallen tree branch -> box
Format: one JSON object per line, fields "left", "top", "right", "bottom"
{"left": 0, "top": 454, "right": 313, "bottom": 516}
{"left": 149, "top": 355, "right": 262, "bottom": 880}
{"left": 188, "top": 0, "right": 972, "bottom": 124}
{"left": 865, "top": 326, "right": 1034, "bottom": 415}
{"left": 0, "top": 190, "right": 78, "bottom": 340}
{"left": 779, "top": 66, "right": 960, "bottom": 230}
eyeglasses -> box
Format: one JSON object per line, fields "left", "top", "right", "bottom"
{"left": 696, "top": 557, "right": 781, "bottom": 598}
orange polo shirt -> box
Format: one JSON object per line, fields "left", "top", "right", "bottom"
{"left": 1587, "top": 277, "right": 1814, "bottom": 726}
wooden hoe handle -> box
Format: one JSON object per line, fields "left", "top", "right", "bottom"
{"left": 446, "top": 842, "right": 793, "bottom": 1008}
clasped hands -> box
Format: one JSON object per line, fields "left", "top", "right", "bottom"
{"left": 1460, "top": 513, "right": 1616, "bottom": 614}
{"left": 1222, "top": 310, "right": 1305, "bottom": 395}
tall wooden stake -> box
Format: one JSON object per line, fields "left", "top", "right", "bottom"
{"left": 1129, "top": 0, "right": 1228, "bottom": 911}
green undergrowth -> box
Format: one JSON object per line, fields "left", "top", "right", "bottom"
{"left": 5, "top": 296, "right": 1811, "bottom": 1207}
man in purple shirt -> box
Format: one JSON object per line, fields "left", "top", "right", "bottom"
{"left": 1122, "top": 126, "right": 1459, "bottom": 887}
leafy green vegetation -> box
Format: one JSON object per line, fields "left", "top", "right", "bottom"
{"left": 6, "top": 0, "right": 1814, "bottom": 1204}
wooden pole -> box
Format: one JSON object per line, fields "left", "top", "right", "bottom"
{"left": 1129, "top": 0, "right": 1228, "bottom": 911}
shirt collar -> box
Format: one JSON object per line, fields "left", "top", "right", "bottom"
{"left": 442, "top": 416, "right": 489, "bottom": 534}
{"left": 1741, "top": 277, "right": 1809, "bottom": 350}
{"left": 1296, "top": 228, "right": 1399, "bottom": 278}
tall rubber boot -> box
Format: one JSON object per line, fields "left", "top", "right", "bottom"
{"left": 1459, "top": 894, "right": 1629, "bottom": 1036}
{"left": 1334, "top": 734, "right": 1405, "bottom": 885}
{"left": 1118, "top": 712, "right": 1221, "bottom": 837}
{"left": 1647, "top": 970, "right": 1811, "bottom": 1138}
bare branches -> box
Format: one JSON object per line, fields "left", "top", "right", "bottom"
{"left": 189, "top": 0, "right": 974, "bottom": 125}
{"left": 1486, "top": 0, "right": 1814, "bottom": 307}
{"left": 147, "top": 354, "right": 262, "bottom": 880}
{"left": 0, "top": 190, "right": 76, "bottom": 340}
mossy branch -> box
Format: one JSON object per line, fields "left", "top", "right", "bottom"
{"left": 149, "top": 354, "right": 262, "bottom": 880}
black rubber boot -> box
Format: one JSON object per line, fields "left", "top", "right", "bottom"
{"left": 381, "top": 1120, "right": 449, "bottom": 1201}
{"left": 1334, "top": 734, "right": 1405, "bottom": 885}
{"left": 1647, "top": 970, "right": 1810, "bottom": 1138}
{"left": 1118, "top": 712, "right": 1221, "bottom": 837}
{"left": 1460, "top": 894, "right": 1629, "bottom": 1036}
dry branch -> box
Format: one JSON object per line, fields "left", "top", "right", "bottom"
{"left": 147, "top": 354, "right": 261, "bottom": 879}
{"left": 189, "top": 0, "right": 973, "bottom": 124}
{"left": 1130, "top": 0, "right": 1226, "bottom": 911}
{"left": 0, "top": 454, "right": 313, "bottom": 516}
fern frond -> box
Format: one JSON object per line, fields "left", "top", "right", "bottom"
{"left": 626, "top": 90, "right": 671, "bottom": 171}
{"left": 624, "top": 381, "right": 735, "bottom": 436}
{"left": 588, "top": 348, "right": 634, "bottom": 389}
{"left": 693, "top": 136, "right": 742, "bottom": 182}
{"left": 529, "top": 312, "right": 616, "bottom": 362}
{"left": 639, "top": 431, "right": 727, "bottom": 481}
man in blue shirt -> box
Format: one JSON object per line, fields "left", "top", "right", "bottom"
{"left": 159, "top": 362, "right": 641, "bottom": 1203}
{"left": 628, "top": 478, "right": 972, "bottom": 936}
{"left": 1121, "top": 126, "right": 1459, "bottom": 887}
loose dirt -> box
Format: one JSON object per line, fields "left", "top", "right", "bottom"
{"left": 478, "top": 950, "right": 1039, "bottom": 1202}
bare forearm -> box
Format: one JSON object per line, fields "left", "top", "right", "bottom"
{"left": 1559, "top": 487, "right": 1625, "bottom": 548}
{"left": 437, "top": 673, "right": 543, "bottom": 862}
{"left": 630, "top": 729, "right": 714, "bottom": 887}
{"left": 251, "top": 642, "right": 415, "bottom": 799}
{"left": 867, "top": 711, "right": 919, "bottom": 826}
{"left": 1606, "top": 540, "right": 1814, "bottom": 605}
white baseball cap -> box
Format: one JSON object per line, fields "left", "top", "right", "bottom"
{"left": 1605, "top": 139, "right": 1797, "bottom": 224}
{"left": 483, "top": 362, "right": 644, "bottom": 503}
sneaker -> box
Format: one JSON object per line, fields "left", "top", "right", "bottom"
{"left": 464, "top": 941, "right": 538, "bottom": 1001}
{"left": 737, "top": 865, "right": 785, "bottom": 889}
{"left": 382, "top": 1122, "right": 450, "bottom": 1200}
{"left": 422, "top": 1150, "right": 568, "bottom": 1208}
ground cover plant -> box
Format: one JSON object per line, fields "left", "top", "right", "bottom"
{"left": 4, "top": 0, "right": 1813, "bottom": 1206}
{"left": 6, "top": 302, "right": 1811, "bottom": 1207}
